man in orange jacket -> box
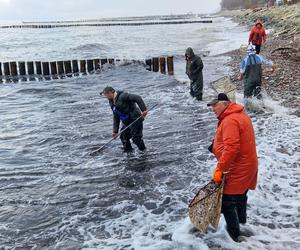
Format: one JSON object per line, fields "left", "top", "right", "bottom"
{"left": 207, "top": 93, "right": 258, "bottom": 242}
{"left": 248, "top": 19, "right": 267, "bottom": 54}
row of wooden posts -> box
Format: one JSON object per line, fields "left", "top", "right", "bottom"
{"left": 0, "top": 56, "right": 174, "bottom": 82}
{"left": 0, "top": 20, "right": 212, "bottom": 29}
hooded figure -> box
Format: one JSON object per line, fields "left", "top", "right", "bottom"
{"left": 185, "top": 47, "right": 204, "bottom": 101}
{"left": 248, "top": 19, "right": 267, "bottom": 54}
{"left": 240, "top": 45, "right": 273, "bottom": 99}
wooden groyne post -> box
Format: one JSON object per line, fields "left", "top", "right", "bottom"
{"left": 72, "top": 60, "right": 79, "bottom": 74}
{"left": 94, "top": 59, "right": 100, "bottom": 70}
{"left": 159, "top": 57, "right": 166, "bottom": 74}
{"left": 80, "top": 60, "right": 86, "bottom": 74}
{"left": 18, "top": 62, "right": 25, "bottom": 76}
{"left": 36, "top": 61, "right": 42, "bottom": 75}
{"left": 64, "top": 61, "right": 72, "bottom": 76}
{"left": 3, "top": 62, "right": 10, "bottom": 76}
{"left": 87, "top": 59, "right": 94, "bottom": 73}
{"left": 42, "top": 62, "right": 50, "bottom": 80}
{"left": 167, "top": 56, "right": 174, "bottom": 75}
{"left": 152, "top": 57, "right": 159, "bottom": 72}
{"left": 57, "top": 61, "right": 64, "bottom": 75}
{"left": 101, "top": 58, "right": 108, "bottom": 66}
{"left": 42, "top": 62, "right": 50, "bottom": 75}
{"left": 10, "top": 62, "right": 17, "bottom": 76}
{"left": 50, "top": 62, "right": 57, "bottom": 75}
{"left": 145, "top": 59, "right": 152, "bottom": 71}
{"left": 50, "top": 61, "right": 58, "bottom": 79}
{"left": 27, "top": 61, "right": 35, "bottom": 81}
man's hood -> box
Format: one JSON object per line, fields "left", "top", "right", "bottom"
{"left": 218, "top": 103, "right": 244, "bottom": 121}
{"left": 255, "top": 19, "right": 263, "bottom": 27}
{"left": 185, "top": 47, "right": 195, "bottom": 57}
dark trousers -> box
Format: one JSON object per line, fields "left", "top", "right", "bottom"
{"left": 190, "top": 78, "right": 203, "bottom": 101}
{"left": 222, "top": 190, "right": 248, "bottom": 241}
{"left": 120, "top": 119, "right": 145, "bottom": 151}
{"left": 254, "top": 44, "right": 261, "bottom": 54}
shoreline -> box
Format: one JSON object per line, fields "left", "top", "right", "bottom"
{"left": 217, "top": 4, "right": 300, "bottom": 116}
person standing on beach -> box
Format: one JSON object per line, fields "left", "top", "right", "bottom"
{"left": 185, "top": 47, "right": 204, "bottom": 101}
{"left": 240, "top": 45, "right": 274, "bottom": 99}
{"left": 248, "top": 19, "right": 267, "bottom": 54}
{"left": 207, "top": 93, "right": 258, "bottom": 242}
{"left": 100, "top": 86, "right": 148, "bottom": 152}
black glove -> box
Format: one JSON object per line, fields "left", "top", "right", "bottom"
{"left": 208, "top": 140, "right": 214, "bottom": 153}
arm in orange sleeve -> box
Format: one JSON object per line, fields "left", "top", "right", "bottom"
{"left": 217, "top": 118, "right": 241, "bottom": 173}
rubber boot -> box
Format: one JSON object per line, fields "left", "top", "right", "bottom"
{"left": 237, "top": 194, "right": 248, "bottom": 224}
{"left": 136, "top": 140, "right": 146, "bottom": 151}
{"left": 123, "top": 140, "right": 133, "bottom": 153}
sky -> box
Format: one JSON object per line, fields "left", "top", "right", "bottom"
{"left": 0, "top": 0, "right": 221, "bottom": 21}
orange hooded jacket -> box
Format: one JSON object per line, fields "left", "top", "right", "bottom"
{"left": 212, "top": 103, "right": 258, "bottom": 195}
{"left": 248, "top": 20, "right": 267, "bottom": 46}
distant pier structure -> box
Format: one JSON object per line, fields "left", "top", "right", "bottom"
{"left": 0, "top": 16, "right": 212, "bottom": 29}
{"left": 0, "top": 56, "right": 174, "bottom": 83}
{"left": 0, "top": 20, "right": 212, "bottom": 29}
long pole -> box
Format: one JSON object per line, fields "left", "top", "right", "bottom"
{"left": 90, "top": 103, "right": 159, "bottom": 156}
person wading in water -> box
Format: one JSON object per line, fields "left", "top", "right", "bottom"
{"left": 101, "top": 86, "right": 148, "bottom": 152}
{"left": 185, "top": 47, "right": 204, "bottom": 101}
{"left": 240, "top": 44, "right": 274, "bottom": 99}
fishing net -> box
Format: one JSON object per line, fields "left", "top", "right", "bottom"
{"left": 239, "top": 44, "right": 247, "bottom": 57}
{"left": 188, "top": 180, "right": 224, "bottom": 232}
{"left": 211, "top": 76, "right": 236, "bottom": 102}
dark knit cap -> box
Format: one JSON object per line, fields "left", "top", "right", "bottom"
{"left": 207, "top": 93, "right": 230, "bottom": 106}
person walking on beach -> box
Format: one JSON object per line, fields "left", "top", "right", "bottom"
{"left": 248, "top": 19, "right": 267, "bottom": 54}
{"left": 101, "top": 86, "right": 148, "bottom": 152}
{"left": 185, "top": 47, "right": 204, "bottom": 101}
{"left": 207, "top": 93, "right": 258, "bottom": 242}
{"left": 240, "top": 44, "right": 274, "bottom": 99}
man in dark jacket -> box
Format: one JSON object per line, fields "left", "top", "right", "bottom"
{"left": 185, "top": 47, "right": 204, "bottom": 101}
{"left": 101, "top": 86, "right": 148, "bottom": 152}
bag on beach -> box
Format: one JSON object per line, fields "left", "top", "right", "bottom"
{"left": 188, "top": 180, "right": 224, "bottom": 233}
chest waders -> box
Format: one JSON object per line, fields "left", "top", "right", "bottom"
{"left": 244, "top": 55, "right": 262, "bottom": 98}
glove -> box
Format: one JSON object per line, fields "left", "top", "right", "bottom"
{"left": 208, "top": 141, "right": 214, "bottom": 153}
{"left": 213, "top": 166, "right": 223, "bottom": 185}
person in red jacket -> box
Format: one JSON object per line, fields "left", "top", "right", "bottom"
{"left": 207, "top": 93, "right": 258, "bottom": 242}
{"left": 248, "top": 19, "right": 267, "bottom": 54}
